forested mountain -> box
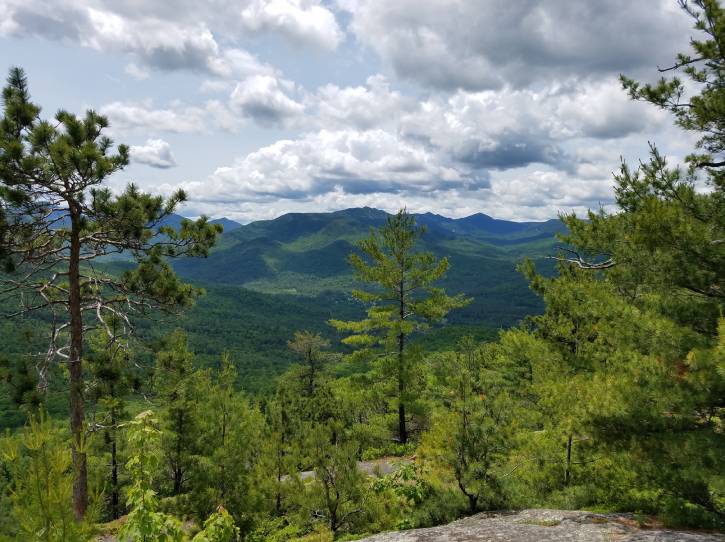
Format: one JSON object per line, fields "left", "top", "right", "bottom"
{"left": 1, "top": 208, "right": 563, "bottom": 416}
{"left": 173, "top": 207, "right": 564, "bottom": 325}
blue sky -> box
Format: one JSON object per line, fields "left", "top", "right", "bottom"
{"left": 0, "top": 0, "right": 697, "bottom": 222}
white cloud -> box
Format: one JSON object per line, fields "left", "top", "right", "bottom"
{"left": 308, "top": 74, "right": 413, "bottom": 130}
{"left": 130, "top": 138, "right": 177, "bottom": 168}
{"left": 0, "top": 1, "right": 274, "bottom": 79}
{"left": 342, "top": 0, "right": 692, "bottom": 91}
{"left": 0, "top": 0, "right": 342, "bottom": 80}
{"left": 229, "top": 75, "right": 305, "bottom": 126}
{"left": 240, "top": 0, "right": 344, "bottom": 50}
{"left": 100, "top": 100, "right": 207, "bottom": 134}
{"left": 185, "top": 128, "right": 487, "bottom": 204}
{"left": 124, "top": 62, "right": 150, "bottom": 80}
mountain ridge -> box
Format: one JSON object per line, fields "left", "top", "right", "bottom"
{"left": 171, "top": 207, "right": 566, "bottom": 329}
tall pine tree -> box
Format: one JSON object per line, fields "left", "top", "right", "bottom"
{"left": 330, "top": 209, "right": 469, "bottom": 444}
{"left": 0, "top": 67, "right": 220, "bottom": 519}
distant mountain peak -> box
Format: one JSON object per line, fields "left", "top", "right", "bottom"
{"left": 209, "top": 217, "right": 242, "bottom": 231}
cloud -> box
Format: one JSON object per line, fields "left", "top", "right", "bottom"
{"left": 342, "top": 0, "right": 692, "bottom": 91}
{"left": 181, "top": 164, "right": 615, "bottom": 224}
{"left": 0, "top": 1, "right": 279, "bottom": 78}
{"left": 0, "top": 0, "right": 343, "bottom": 81}
{"left": 124, "top": 62, "right": 150, "bottom": 80}
{"left": 100, "top": 100, "right": 208, "bottom": 133}
{"left": 185, "top": 128, "right": 489, "bottom": 204}
{"left": 308, "top": 75, "right": 414, "bottom": 130}
{"left": 240, "top": 0, "right": 344, "bottom": 50}
{"left": 229, "top": 75, "right": 305, "bottom": 126}
{"left": 130, "top": 138, "right": 177, "bottom": 168}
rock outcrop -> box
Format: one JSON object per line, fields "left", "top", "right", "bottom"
{"left": 360, "top": 509, "right": 724, "bottom": 542}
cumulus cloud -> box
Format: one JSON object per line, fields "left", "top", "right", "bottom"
{"left": 308, "top": 75, "right": 414, "bottom": 130}
{"left": 240, "top": 0, "right": 343, "bottom": 50}
{"left": 342, "top": 0, "right": 691, "bottom": 91}
{"left": 229, "top": 75, "right": 305, "bottom": 126}
{"left": 130, "top": 139, "right": 177, "bottom": 168}
{"left": 174, "top": 69, "right": 673, "bottom": 221}
{"left": 185, "top": 128, "right": 489, "bottom": 203}
{"left": 0, "top": 0, "right": 339, "bottom": 79}
{"left": 100, "top": 100, "right": 208, "bottom": 133}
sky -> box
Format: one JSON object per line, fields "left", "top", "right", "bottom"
{"left": 0, "top": 0, "right": 699, "bottom": 223}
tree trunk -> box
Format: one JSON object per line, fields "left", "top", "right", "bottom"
{"left": 564, "top": 434, "right": 573, "bottom": 486}
{"left": 173, "top": 411, "right": 185, "bottom": 495}
{"left": 110, "top": 405, "right": 119, "bottom": 519}
{"left": 220, "top": 407, "right": 227, "bottom": 500}
{"left": 468, "top": 494, "right": 478, "bottom": 513}
{"left": 68, "top": 205, "right": 87, "bottom": 520}
{"left": 397, "top": 330, "right": 407, "bottom": 444}
{"left": 398, "top": 280, "right": 407, "bottom": 445}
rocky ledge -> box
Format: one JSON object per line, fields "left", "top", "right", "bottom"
{"left": 360, "top": 509, "right": 724, "bottom": 542}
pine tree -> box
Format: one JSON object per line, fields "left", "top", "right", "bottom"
{"left": 0, "top": 409, "right": 94, "bottom": 541}
{"left": 422, "top": 338, "right": 514, "bottom": 513}
{"left": 153, "top": 331, "right": 205, "bottom": 497}
{"left": 86, "top": 330, "right": 135, "bottom": 520}
{"left": 330, "top": 209, "right": 469, "bottom": 444}
{"left": 287, "top": 331, "right": 335, "bottom": 397}
{"left": 0, "top": 67, "right": 221, "bottom": 519}
{"left": 538, "top": 1, "right": 725, "bottom": 521}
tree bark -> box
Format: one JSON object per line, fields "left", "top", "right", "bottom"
{"left": 564, "top": 434, "right": 573, "bottom": 486}
{"left": 68, "top": 204, "right": 88, "bottom": 520}
{"left": 173, "top": 411, "right": 185, "bottom": 495}
{"left": 110, "top": 403, "right": 119, "bottom": 520}
{"left": 398, "top": 281, "right": 407, "bottom": 444}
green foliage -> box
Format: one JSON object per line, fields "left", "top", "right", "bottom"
{"left": 330, "top": 209, "right": 470, "bottom": 444}
{"left": 119, "top": 410, "right": 240, "bottom": 542}
{"left": 191, "top": 507, "right": 240, "bottom": 542}
{"left": 421, "top": 338, "right": 518, "bottom": 513}
{"left": 0, "top": 66, "right": 221, "bottom": 518}
{"left": 0, "top": 409, "right": 95, "bottom": 541}
{"left": 301, "top": 427, "right": 366, "bottom": 534}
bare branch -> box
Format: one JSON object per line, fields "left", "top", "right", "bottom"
{"left": 547, "top": 247, "right": 617, "bottom": 270}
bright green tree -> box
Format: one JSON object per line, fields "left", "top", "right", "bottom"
{"left": 301, "top": 426, "right": 365, "bottom": 535}
{"left": 540, "top": 0, "right": 724, "bottom": 522}
{"left": 0, "top": 409, "right": 94, "bottom": 541}
{"left": 86, "top": 329, "right": 137, "bottom": 520}
{"left": 195, "top": 354, "right": 263, "bottom": 532}
{"left": 119, "top": 411, "right": 239, "bottom": 542}
{"left": 287, "top": 331, "right": 336, "bottom": 398}
{"left": 153, "top": 331, "right": 206, "bottom": 497}
{"left": 0, "top": 67, "right": 221, "bottom": 519}
{"left": 330, "top": 209, "right": 469, "bottom": 444}
{"left": 422, "top": 338, "right": 516, "bottom": 513}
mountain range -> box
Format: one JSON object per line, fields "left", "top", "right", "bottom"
{"left": 172, "top": 207, "right": 565, "bottom": 327}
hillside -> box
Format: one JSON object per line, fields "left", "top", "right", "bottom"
{"left": 0, "top": 208, "right": 564, "bottom": 425}
{"left": 172, "top": 207, "right": 566, "bottom": 328}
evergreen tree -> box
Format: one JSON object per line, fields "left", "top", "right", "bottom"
{"left": 539, "top": 0, "right": 724, "bottom": 522}
{"left": 119, "top": 410, "right": 239, "bottom": 542}
{"left": 422, "top": 338, "right": 515, "bottom": 513}
{"left": 287, "top": 331, "right": 336, "bottom": 398}
{"left": 153, "top": 332, "right": 206, "bottom": 497}
{"left": 0, "top": 409, "right": 94, "bottom": 541}
{"left": 330, "top": 209, "right": 469, "bottom": 444}
{"left": 86, "top": 330, "right": 135, "bottom": 520}
{"left": 257, "top": 398, "right": 302, "bottom": 517}
{"left": 195, "top": 354, "right": 263, "bottom": 532}
{"left": 302, "top": 426, "right": 365, "bottom": 534}
{"left": 0, "top": 67, "right": 221, "bottom": 519}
